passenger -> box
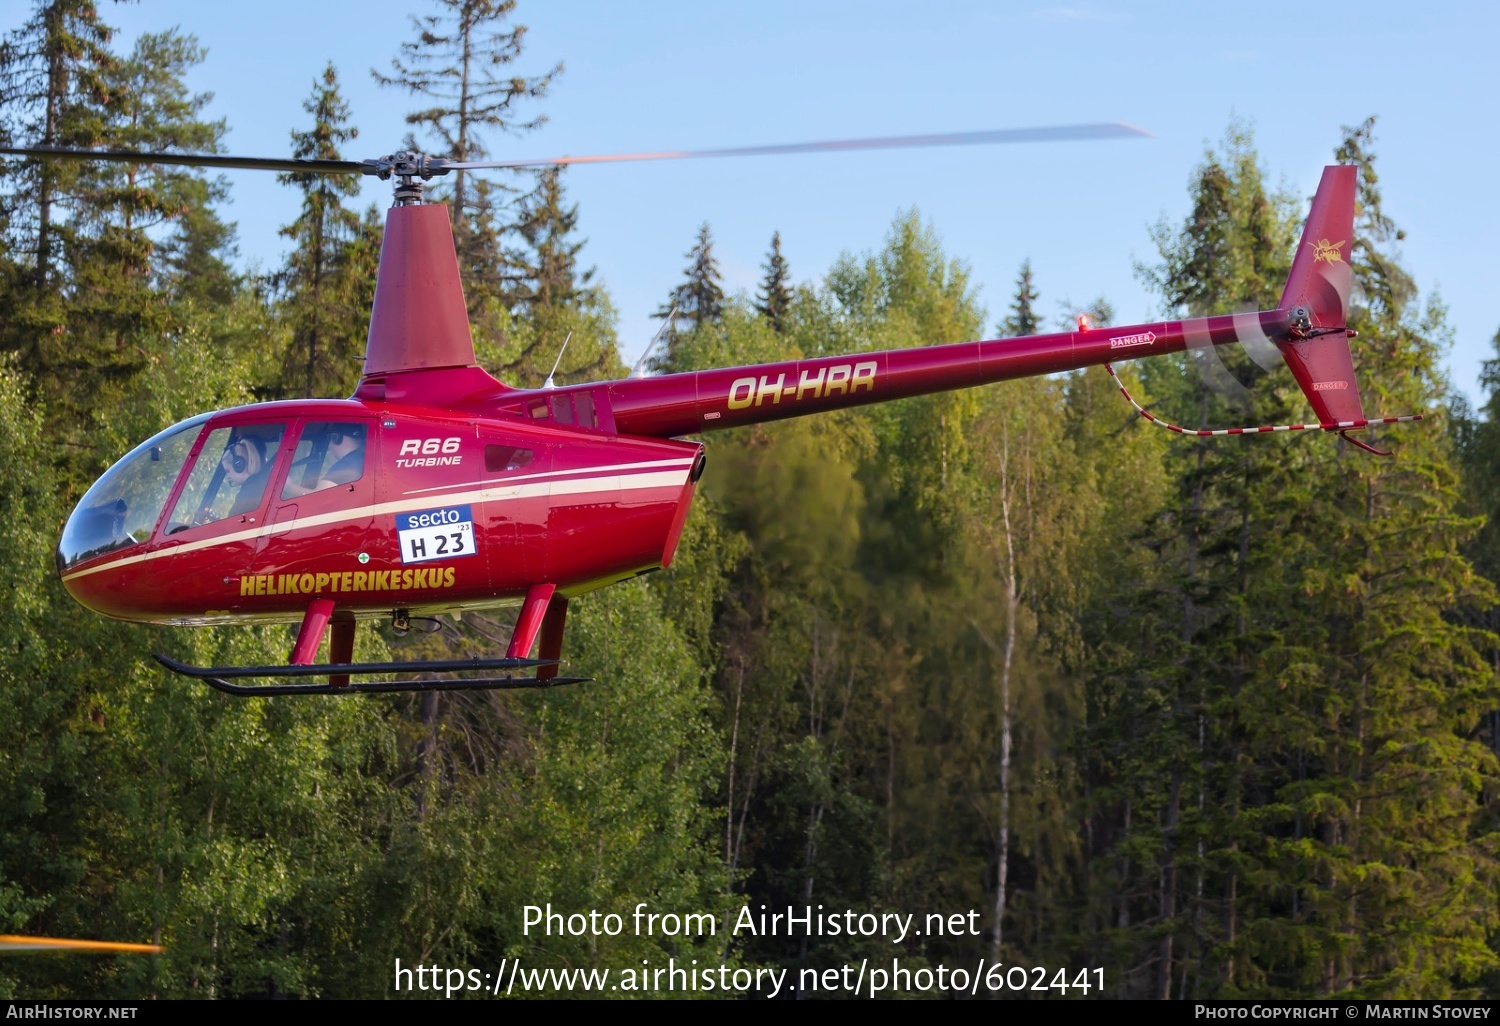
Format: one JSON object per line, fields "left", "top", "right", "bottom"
{"left": 318, "top": 425, "right": 365, "bottom": 489}
{"left": 285, "top": 424, "right": 366, "bottom": 498}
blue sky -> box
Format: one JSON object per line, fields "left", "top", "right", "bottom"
{"left": 72, "top": 1, "right": 1500, "bottom": 404}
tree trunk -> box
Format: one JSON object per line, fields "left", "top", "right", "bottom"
{"left": 992, "top": 423, "right": 1017, "bottom": 963}
{"left": 1158, "top": 770, "right": 1180, "bottom": 1000}
{"left": 35, "top": 4, "right": 65, "bottom": 290}
{"left": 725, "top": 662, "right": 743, "bottom": 869}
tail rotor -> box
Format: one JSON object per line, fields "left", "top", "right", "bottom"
{"left": 1103, "top": 164, "right": 1422, "bottom": 455}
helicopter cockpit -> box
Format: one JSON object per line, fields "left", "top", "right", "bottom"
{"left": 57, "top": 413, "right": 214, "bottom": 571}
{"left": 58, "top": 413, "right": 378, "bottom": 577}
{"left": 58, "top": 416, "right": 298, "bottom": 572}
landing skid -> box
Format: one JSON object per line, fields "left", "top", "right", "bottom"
{"left": 155, "top": 653, "right": 590, "bottom": 697}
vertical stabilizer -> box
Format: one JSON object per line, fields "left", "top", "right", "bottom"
{"left": 1277, "top": 165, "right": 1364, "bottom": 425}
{"left": 363, "top": 203, "right": 478, "bottom": 377}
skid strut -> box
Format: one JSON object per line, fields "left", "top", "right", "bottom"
{"left": 160, "top": 585, "right": 586, "bottom": 695}
{"left": 506, "top": 583, "right": 557, "bottom": 659}
{"left": 155, "top": 653, "right": 589, "bottom": 696}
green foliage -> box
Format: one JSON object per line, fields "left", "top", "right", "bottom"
{"left": 104, "top": 29, "right": 236, "bottom": 304}
{"left": 482, "top": 167, "right": 621, "bottom": 387}
{"left": 1071, "top": 120, "right": 1500, "bottom": 999}
{"left": 1139, "top": 121, "right": 1293, "bottom": 319}
{"left": 503, "top": 167, "right": 594, "bottom": 315}
{"left": 475, "top": 286, "right": 625, "bottom": 388}
{"left": 0, "top": 331, "right": 402, "bottom": 997}
{"left": 0, "top": 10, "right": 236, "bottom": 487}
{"left": 0, "top": 0, "right": 118, "bottom": 290}
{"left": 500, "top": 583, "right": 731, "bottom": 983}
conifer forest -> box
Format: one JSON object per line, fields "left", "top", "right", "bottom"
{"left": 5, "top": 0, "right": 1500, "bottom": 1002}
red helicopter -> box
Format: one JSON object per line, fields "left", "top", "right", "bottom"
{"left": 6, "top": 130, "right": 1408, "bottom": 695}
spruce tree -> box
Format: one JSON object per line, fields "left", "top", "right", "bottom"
{"left": 754, "top": 230, "right": 791, "bottom": 333}
{"left": 0, "top": 7, "right": 236, "bottom": 484}
{"left": 158, "top": 181, "right": 238, "bottom": 305}
{"left": 1002, "top": 258, "right": 1040, "bottom": 336}
{"left": 372, "top": 0, "right": 560, "bottom": 294}
{"left": 1457, "top": 326, "right": 1500, "bottom": 594}
{"left": 503, "top": 166, "right": 593, "bottom": 315}
{"left": 487, "top": 166, "right": 620, "bottom": 388}
{"left": 1273, "top": 119, "right": 1499, "bottom": 995}
{"left": 1072, "top": 122, "right": 1500, "bottom": 999}
{"left": 276, "top": 64, "right": 365, "bottom": 398}
{"left": 653, "top": 222, "right": 724, "bottom": 370}
{"left": 0, "top": 0, "right": 120, "bottom": 411}
{"left": 1078, "top": 128, "right": 1302, "bottom": 996}
{"left": 79, "top": 31, "right": 234, "bottom": 327}
{"left": 102, "top": 30, "right": 238, "bottom": 304}
{"left": 0, "top": 0, "right": 117, "bottom": 293}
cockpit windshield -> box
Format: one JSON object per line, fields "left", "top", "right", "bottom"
{"left": 57, "top": 413, "right": 212, "bottom": 571}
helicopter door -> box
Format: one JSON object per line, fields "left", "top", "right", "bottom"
{"left": 149, "top": 422, "right": 289, "bottom": 609}
{"left": 475, "top": 429, "right": 551, "bottom": 590}
{"left": 256, "top": 419, "right": 379, "bottom": 589}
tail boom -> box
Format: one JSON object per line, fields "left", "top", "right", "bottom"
{"left": 606, "top": 310, "right": 1290, "bottom": 438}
{"left": 598, "top": 165, "right": 1395, "bottom": 446}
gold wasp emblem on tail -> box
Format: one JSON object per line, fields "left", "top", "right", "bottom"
{"left": 1309, "top": 237, "right": 1345, "bottom": 264}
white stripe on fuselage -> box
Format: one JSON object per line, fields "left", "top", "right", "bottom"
{"left": 400, "top": 457, "right": 696, "bottom": 495}
{"left": 61, "top": 461, "right": 692, "bottom": 582}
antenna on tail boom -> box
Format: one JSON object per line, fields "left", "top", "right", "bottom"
{"left": 543, "top": 332, "right": 573, "bottom": 390}
{"left": 630, "top": 306, "right": 676, "bottom": 379}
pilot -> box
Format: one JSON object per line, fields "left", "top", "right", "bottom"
{"left": 223, "top": 435, "right": 272, "bottom": 516}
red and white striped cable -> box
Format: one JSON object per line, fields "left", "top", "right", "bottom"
{"left": 1102, "top": 362, "right": 1423, "bottom": 441}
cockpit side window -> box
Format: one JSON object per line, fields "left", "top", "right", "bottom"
{"left": 281, "top": 421, "right": 368, "bottom": 499}
{"left": 166, "top": 425, "right": 285, "bottom": 531}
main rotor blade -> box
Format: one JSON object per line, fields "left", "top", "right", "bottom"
{"left": 445, "top": 122, "right": 1153, "bottom": 170}
{"left": 0, "top": 145, "right": 367, "bottom": 176}
{"left": 1, "top": 122, "right": 1152, "bottom": 178}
